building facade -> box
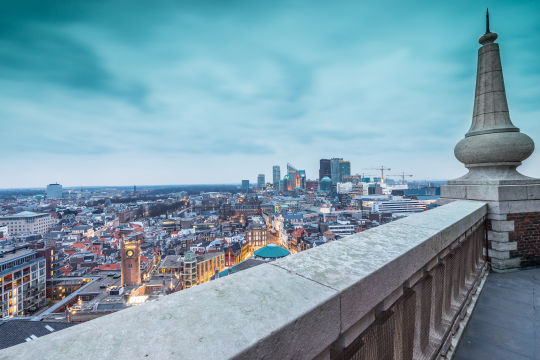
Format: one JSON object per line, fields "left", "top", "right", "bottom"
{"left": 0, "top": 211, "right": 55, "bottom": 236}
{"left": 338, "top": 161, "right": 351, "bottom": 182}
{"left": 241, "top": 180, "right": 249, "bottom": 193}
{"left": 272, "top": 166, "right": 280, "bottom": 189}
{"left": 182, "top": 251, "right": 197, "bottom": 289}
{"left": 246, "top": 223, "right": 267, "bottom": 249}
{"left": 196, "top": 252, "right": 225, "bottom": 284}
{"left": 330, "top": 158, "right": 343, "bottom": 185}
{"left": 0, "top": 226, "right": 8, "bottom": 239}
{"left": 257, "top": 174, "right": 265, "bottom": 190}
{"left": 46, "top": 183, "right": 63, "bottom": 199}
{"left": 319, "top": 159, "right": 331, "bottom": 181}
{"left": 0, "top": 247, "right": 46, "bottom": 318}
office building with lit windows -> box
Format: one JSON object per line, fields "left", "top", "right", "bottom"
{"left": 0, "top": 247, "right": 46, "bottom": 318}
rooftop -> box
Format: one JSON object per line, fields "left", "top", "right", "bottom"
{"left": 0, "top": 211, "right": 47, "bottom": 219}
{"left": 254, "top": 244, "right": 291, "bottom": 259}
{"left": 0, "top": 247, "right": 35, "bottom": 264}
{"left": 0, "top": 320, "right": 75, "bottom": 350}
{"left": 455, "top": 267, "right": 540, "bottom": 360}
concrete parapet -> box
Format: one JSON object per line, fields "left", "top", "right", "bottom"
{"left": 0, "top": 201, "right": 488, "bottom": 360}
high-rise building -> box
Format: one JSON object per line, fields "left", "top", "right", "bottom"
{"left": 286, "top": 163, "right": 298, "bottom": 190}
{"left": 241, "top": 180, "right": 250, "bottom": 193}
{"left": 46, "top": 183, "right": 62, "bottom": 199}
{"left": 330, "top": 158, "right": 343, "bottom": 185}
{"left": 287, "top": 163, "right": 297, "bottom": 180}
{"left": 272, "top": 166, "right": 280, "bottom": 189}
{"left": 298, "top": 170, "right": 306, "bottom": 189}
{"left": 339, "top": 161, "right": 351, "bottom": 182}
{"left": 257, "top": 174, "right": 265, "bottom": 190}
{"left": 121, "top": 238, "right": 141, "bottom": 287}
{"left": 319, "top": 159, "right": 331, "bottom": 181}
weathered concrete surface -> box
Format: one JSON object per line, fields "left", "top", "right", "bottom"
{"left": 0, "top": 201, "right": 487, "bottom": 360}
{"left": 0, "top": 264, "right": 341, "bottom": 360}
{"left": 272, "top": 200, "right": 486, "bottom": 333}
{"left": 455, "top": 268, "right": 540, "bottom": 360}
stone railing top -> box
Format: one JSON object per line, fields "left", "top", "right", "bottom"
{"left": 0, "top": 200, "right": 487, "bottom": 360}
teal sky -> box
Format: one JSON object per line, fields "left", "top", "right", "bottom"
{"left": 1, "top": 1, "right": 539, "bottom": 188}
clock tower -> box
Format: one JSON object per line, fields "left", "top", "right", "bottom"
{"left": 121, "top": 237, "right": 141, "bottom": 286}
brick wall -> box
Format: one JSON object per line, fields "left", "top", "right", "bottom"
{"left": 508, "top": 212, "right": 540, "bottom": 268}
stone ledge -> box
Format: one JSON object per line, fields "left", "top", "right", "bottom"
{"left": 271, "top": 200, "right": 487, "bottom": 333}
{"left": 441, "top": 184, "right": 540, "bottom": 202}
{"left": 0, "top": 264, "right": 341, "bottom": 360}
{"left": 0, "top": 201, "right": 488, "bottom": 360}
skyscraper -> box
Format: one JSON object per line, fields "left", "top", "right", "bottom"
{"left": 272, "top": 166, "right": 280, "bottom": 189}
{"left": 298, "top": 170, "right": 306, "bottom": 189}
{"left": 330, "top": 158, "right": 343, "bottom": 185}
{"left": 46, "top": 183, "right": 62, "bottom": 199}
{"left": 319, "top": 159, "right": 331, "bottom": 181}
{"left": 257, "top": 174, "right": 265, "bottom": 189}
{"left": 241, "top": 180, "right": 250, "bottom": 193}
{"left": 339, "top": 161, "right": 351, "bottom": 182}
{"left": 287, "top": 163, "right": 297, "bottom": 180}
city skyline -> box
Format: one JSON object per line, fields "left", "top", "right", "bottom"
{"left": 2, "top": 1, "right": 540, "bottom": 188}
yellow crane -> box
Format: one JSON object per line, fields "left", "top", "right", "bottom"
{"left": 363, "top": 166, "right": 391, "bottom": 183}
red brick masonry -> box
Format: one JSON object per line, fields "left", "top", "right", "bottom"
{"left": 508, "top": 212, "right": 540, "bottom": 268}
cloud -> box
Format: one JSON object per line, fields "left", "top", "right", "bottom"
{"left": 0, "top": 1, "right": 539, "bottom": 187}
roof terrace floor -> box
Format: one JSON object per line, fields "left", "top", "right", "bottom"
{"left": 455, "top": 267, "right": 540, "bottom": 360}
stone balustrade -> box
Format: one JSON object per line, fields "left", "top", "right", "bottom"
{"left": 0, "top": 200, "right": 487, "bottom": 360}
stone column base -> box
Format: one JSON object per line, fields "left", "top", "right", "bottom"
{"left": 441, "top": 182, "right": 540, "bottom": 271}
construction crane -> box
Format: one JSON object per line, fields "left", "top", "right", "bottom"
{"left": 387, "top": 172, "right": 414, "bottom": 184}
{"left": 363, "top": 166, "right": 391, "bottom": 183}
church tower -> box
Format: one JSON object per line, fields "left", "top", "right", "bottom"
{"left": 121, "top": 237, "right": 141, "bottom": 286}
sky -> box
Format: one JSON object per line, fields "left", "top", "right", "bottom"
{"left": 1, "top": 1, "right": 540, "bottom": 188}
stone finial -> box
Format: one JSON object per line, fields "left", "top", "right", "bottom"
{"left": 479, "top": 9, "right": 498, "bottom": 44}
{"left": 453, "top": 11, "right": 535, "bottom": 183}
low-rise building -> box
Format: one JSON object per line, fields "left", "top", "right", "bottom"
{"left": 0, "top": 247, "right": 46, "bottom": 318}
{"left": 0, "top": 211, "right": 55, "bottom": 236}
{"left": 245, "top": 222, "right": 267, "bottom": 249}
